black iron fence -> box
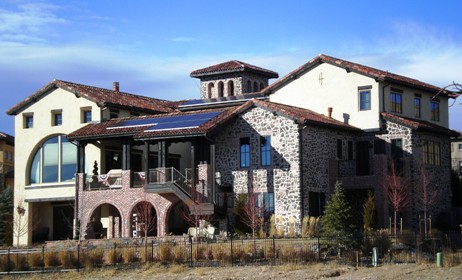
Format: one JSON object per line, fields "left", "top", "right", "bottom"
{"left": 1, "top": 231, "right": 462, "bottom": 274}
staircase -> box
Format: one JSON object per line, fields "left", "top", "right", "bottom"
{"left": 144, "top": 167, "right": 214, "bottom": 215}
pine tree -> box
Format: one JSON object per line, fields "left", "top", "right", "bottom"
{"left": 363, "top": 190, "right": 376, "bottom": 232}
{"left": 0, "top": 187, "right": 14, "bottom": 245}
{"left": 320, "top": 181, "right": 356, "bottom": 250}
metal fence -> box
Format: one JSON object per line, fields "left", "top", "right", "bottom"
{"left": 1, "top": 231, "right": 462, "bottom": 274}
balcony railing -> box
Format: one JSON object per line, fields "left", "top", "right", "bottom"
{"left": 147, "top": 167, "right": 192, "bottom": 197}
{"left": 85, "top": 171, "right": 122, "bottom": 190}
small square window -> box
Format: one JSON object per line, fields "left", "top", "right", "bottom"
{"left": 24, "top": 114, "right": 33, "bottom": 128}
{"left": 84, "top": 110, "right": 92, "bottom": 123}
{"left": 110, "top": 110, "right": 119, "bottom": 119}
{"left": 53, "top": 113, "right": 62, "bottom": 126}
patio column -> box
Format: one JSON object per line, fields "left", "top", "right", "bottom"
{"left": 158, "top": 140, "right": 167, "bottom": 167}
{"left": 143, "top": 141, "right": 150, "bottom": 173}
{"left": 122, "top": 140, "right": 131, "bottom": 170}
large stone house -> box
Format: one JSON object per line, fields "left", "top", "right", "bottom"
{"left": 0, "top": 132, "right": 14, "bottom": 191}
{"left": 8, "top": 55, "right": 459, "bottom": 245}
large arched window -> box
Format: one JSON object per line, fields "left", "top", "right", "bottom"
{"left": 246, "top": 80, "right": 252, "bottom": 93}
{"left": 30, "top": 135, "right": 77, "bottom": 184}
{"left": 207, "top": 83, "right": 214, "bottom": 98}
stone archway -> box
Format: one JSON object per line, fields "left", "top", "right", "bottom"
{"left": 167, "top": 201, "right": 190, "bottom": 235}
{"left": 86, "top": 203, "right": 121, "bottom": 239}
{"left": 130, "top": 201, "right": 157, "bottom": 238}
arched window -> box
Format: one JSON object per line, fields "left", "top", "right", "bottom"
{"left": 253, "top": 81, "right": 258, "bottom": 92}
{"left": 207, "top": 83, "right": 214, "bottom": 98}
{"left": 227, "top": 80, "right": 234, "bottom": 96}
{"left": 218, "top": 81, "right": 224, "bottom": 98}
{"left": 29, "top": 135, "right": 77, "bottom": 184}
{"left": 260, "top": 82, "right": 265, "bottom": 90}
{"left": 247, "top": 80, "right": 252, "bottom": 93}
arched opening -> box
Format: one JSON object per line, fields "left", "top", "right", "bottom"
{"left": 86, "top": 203, "right": 121, "bottom": 239}
{"left": 253, "top": 81, "right": 258, "bottom": 92}
{"left": 218, "top": 81, "right": 224, "bottom": 98}
{"left": 167, "top": 202, "right": 190, "bottom": 235}
{"left": 130, "top": 201, "right": 157, "bottom": 237}
{"left": 260, "top": 82, "right": 265, "bottom": 90}
{"left": 246, "top": 80, "right": 252, "bottom": 93}
{"left": 227, "top": 80, "right": 234, "bottom": 96}
{"left": 207, "top": 82, "right": 214, "bottom": 98}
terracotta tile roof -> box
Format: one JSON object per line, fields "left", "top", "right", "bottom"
{"left": 262, "top": 54, "right": 456, "bottom": 97}
{"left": 68, "top": 99, "right": 360, "bottom": 141}
{"left": 0, "top": 131, "right": 14, "bottom": 145}
{"left": 381, "top": 112, "right": 459, "bottom": 136}
{"left": 190, "top": 60, "right": 279, "bottom": 78}
{"left": 7, "top": 80, "right": 177, "bottom": 115}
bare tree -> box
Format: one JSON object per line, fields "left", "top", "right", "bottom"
{"left": 433, "top": 82, "right": 462, "bottom": 107}
{"left": 13, "top": 198, "right": 40, "bottom": 247}
{"left": 132, "top": 201, "right": 157, "bottom": 245}
{"left": 235, "top": 191, "right": 264, "bottom": 239}
{"left": 383, "top": 160, "right": 410, "bottom": 238}
{"left": 419, "top": 169, "right": 439, "bottom": 237}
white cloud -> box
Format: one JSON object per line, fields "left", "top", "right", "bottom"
{"left": 171, "top": 37, "right": 197, "bottom": 42}
{"left": 0, "top": 2, "right": 66, "bottom": 44}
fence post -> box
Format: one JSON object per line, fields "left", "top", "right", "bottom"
{"left": 7, "top": 247, "right": 10, "bottom": 275}
{"left": 151, "top": 240, "right": 154, "bottom": 262}
{"left": 230, "top": 235, "right": 233, "bottom": 267}
{"left": 113, "top": 243, "right": 117, "bottom": 266}
{"left": 272, "top": 235, "right": 275, "bottom": 266}
{"left": 189, "top": 236, "right": 193, "bottom": 267}
{"left": 77, "top": 244, "right": 80, "bottom": 272}
{"left": 42, "top": 245, "right": 45, "bottom": 273}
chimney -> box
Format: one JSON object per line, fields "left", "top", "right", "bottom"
{"left": 327, "top": 107, "right": 333, "bottom": 118}
{"left": 113, "top": 82, "right": 119, "bottom": 92}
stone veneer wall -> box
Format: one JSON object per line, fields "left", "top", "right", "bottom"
{"left": 214, "top": 106, "right": 301, "bottom": 234}
{"left": 199, "top": 73, "right": 269, "bottom": 99}
{"left": 77, "top": 172, "right": 181, "bottom": 239}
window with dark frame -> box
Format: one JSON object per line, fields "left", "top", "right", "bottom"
{"left": 391, "top": 139, "right": 403, "bottom": 160}
{"left": 257, "top": 192, "right": 274, "bottom": 214}
{"left": 337, "top": 139, "right": 342, "bottom": 159}
{"left": 25, "top": 115, "right": 33, "bottom": 128}
{"left": 423, "top": 140, "right": 441, "bottom": 166}
{"left": 53, "top": 112, "right": 62, "bottom": 126}
{"left": 359, "top": 89, "right": 371, "bottom": 111}
{"left": 240, "top": 137, "right": 250, "bottom": 168}
{"left": 260, "top": 136, "right": 271, "bottom": 166}
{"left": 84, "top": 110, "right": 92, "bottom": 123}
{"left": 431, "top": 101, "right": 440, "bottom": 121}
{"left": 390, "top": 92, "right": 402, "bottom": 113}
{"left": 414, "top": 97, "right": 421, "bottom": 118}
{"left": 308, "top": 191, "right": 326, "bottom": 217}
{"left": 110, "top": 109, "right": 119, "bottom": 119}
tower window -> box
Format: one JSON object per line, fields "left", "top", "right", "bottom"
{"left": 227, "top": 80, "right": 234, "bottom": 96}
{"left": 218, "top": 81, "right": 224, "bottom": 98}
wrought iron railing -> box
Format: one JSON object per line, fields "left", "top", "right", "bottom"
{"left": 147, "top": 167, "right": 192, "bottom": 197}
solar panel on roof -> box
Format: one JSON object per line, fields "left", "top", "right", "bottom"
{"left": 144, "top": 111, "right": 222, "bottom": 132}
{"left": 107, "top": 111, "right": 222, "bottom": 131}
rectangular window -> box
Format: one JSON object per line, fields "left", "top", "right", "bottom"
{"left": 110, "top": 109, "right": 119, "bottom": 119}
{"left": 308, "top": 191, "right": 326, "bottom": 217}
{"left": 24, "top": 114, "right": 33, "bottom": 128}
{"left": 431, "top": 101, "right": 440, "bottom": 121}
{"left": 337, "top": 139, "right": 342, "bottom": 159}
{"left": 423, "top": 140, "right": 441, "bottom": 165}
{"left": 390, "top": 92, "right": 402, "bottom": 113}
{"left": 348, "top": 141, "right": 353, "bottom": 160}
{"left": 414, "top": 97, "right": 421, "bottom": 118}
{"left": 257, "top": 192, "right": 275, "bottom": 214}
{"left": 459, "top": 143, "right": 462, "bottom": 150}
{"left": 8, "top": 152, "right": 13, "bottom": 161}
{"left": 359, "top": 89, "right": 371, "bottom": 111}
{"left": 260, "top": 136, "right": 271, "bottom": 166}
{"left": 391, "top": 139, "right": 403, "bottom": 160}
{"left": 53, "top": 113, "right": 62, "bottom": 126}
{"left": 83, "top": 110, "right": 92, "bottom": 123}
{"left": 240, "top": 137, "right": 250, "bottom": 168}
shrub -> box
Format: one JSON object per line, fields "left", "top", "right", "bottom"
{"left": 44, "top": 251, "right": 61, "bottom": 267}
{"left": 12, "top": 254, "right": 28, "bottom": 271}
{"left": 172, "top": 244, "right": 186, "bottom": 263}
{"left": 121, "top": 247, "right": 137, "bottom": 263}
{"left": 59, "top": 250, "right": 78, "bottom": 268}
{"left": 28, "top": 252, "right": 43, "bottom": 268}
{"left": 82, "top": 250, "right": 104, "bottom": 268}
{"left": 269, "top": 214, "right": 277, "bottom": 238}
{"left": 105, "top": 249, "right": 122, "bottom": 264}
{"left": 157, "top": 243, "right": 172, "bottom": 262}
{"left": 0, "top": 254, "right": 13, "bottom": 271}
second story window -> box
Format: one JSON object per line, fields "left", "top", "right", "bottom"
{"left": 359, "top": 89, "right": 371, "bottom": 111}
{"left": 390, "top": 92, "right": 402, "bottom": 113}
{"left": 414, "top": 97, "right": 421, "bottom": 118}
{"left": 430, "top": 100, "right": 440, "bottom": 121}
{"left": 53, "top": 112, "right": 62, "bottom": 126}
{"left": 110, "top": 109, "right": 119, "bottom": 119}
{"left": 260, "top": 136, "right": 271, "bottom": 166}
{"left": 240, "top": 137, "right": 250, "bottom": 168}
{"left": 24, "top": 114, "right": 33, "bottom": 129}
{"left": 83, "top": 110, "right": 92, "bottom": 123}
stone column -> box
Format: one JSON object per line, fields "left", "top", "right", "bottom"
{"left": 107, "top": 216, "right": 114, "bottom": 239}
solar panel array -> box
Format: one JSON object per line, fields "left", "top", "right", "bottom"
{"left": 107, "top": 111, "right": 222, "bottom": 132}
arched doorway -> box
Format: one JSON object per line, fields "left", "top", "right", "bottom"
{"left": 130, "top": 201, "right": 157, "bottom": 238}
{"left": 167, "top": 202, "right": 190, "bottom": 235}
{"left": 86, "top": 203, "right": 121, "bottom": 239}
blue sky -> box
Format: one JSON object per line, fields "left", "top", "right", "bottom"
{"left": 1, "top": 0, "right": 461, "bottom": 136}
